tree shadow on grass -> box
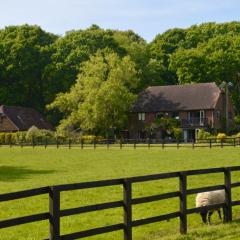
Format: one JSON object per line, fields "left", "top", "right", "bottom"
{"left": 0, "top": 166, "right": 55, "bottom": 182}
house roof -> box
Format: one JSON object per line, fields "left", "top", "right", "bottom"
{"left": 131, "top": 82, "right": 221, "bottom": 112}
{"left": 0, "top": 105, "right": 53, "bottom": 131}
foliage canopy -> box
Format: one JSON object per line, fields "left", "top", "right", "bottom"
{"left": 1, "top": 22, "right": 240, "bottom": 131}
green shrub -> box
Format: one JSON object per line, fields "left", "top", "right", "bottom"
{"left": 0, "top": 133, "right": 5, "bottom": 144}
{"left": 197, "top": 129, "right": 212, "bottom": 140}
{"left": 173, "top": 128, "right": 182, "bottom": 141}
{"left": 80, "top": 135, "right": 96, "bottom": 143}
{"left": 236, "top": 132, "right": 240, "bottom": 138}
{"left": 26, "top": 126, "right": 42, "bottom": 143}
{"left": 217, "top": 133, "right": 227, "bottom": 142}
{"left": 19, "top": 132, "right": 27, "bottom": 143}
{"left": 79, "top": 135, "right": 104, "bottom": 143}
{"left": 40, "top": 130, "right": 55, "bottom": 143}
{"left": 55, "top": 133, "right": 67, "bottom": 144}
{"left": 5, "top": 133, "right": 14, "bottom": 144}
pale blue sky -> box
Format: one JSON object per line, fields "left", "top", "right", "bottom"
{"left": 1, "top": 0, "right": 240, "bottom": 41}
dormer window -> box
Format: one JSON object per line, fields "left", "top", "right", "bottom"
{"left": 138, "top": 113, "right": 145, "bottom": 121}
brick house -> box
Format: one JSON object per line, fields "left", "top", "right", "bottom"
{"left": 0, "top": 105, "right": 53, "bottom": 132}
{"left": 128, "top": 82, "right": 234, "bottom": 141}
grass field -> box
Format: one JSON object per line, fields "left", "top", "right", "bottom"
{"left": 1, "top": 146, "right": 240, "bottom": 239}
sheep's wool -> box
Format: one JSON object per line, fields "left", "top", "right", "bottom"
{"left": 196, "top": 190, "right": 225, "bottom": 207}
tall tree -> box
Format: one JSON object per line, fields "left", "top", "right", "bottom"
{"left": 170, "top": 34, "right": 240, "bottom": 112}
{"left": 44, "top": 25, "right": 126, "bottom": 103}
{"left": 148, "top": 28, "right": 186, "bottom": 86}
{"left": 0, "top": 25, "right": 58, "bottom": 112}
{"left": 112, "top": 30, "right": 150, "bottom": 90}
{"left": 48, "top": 49, "right": 139, "bottom": 134}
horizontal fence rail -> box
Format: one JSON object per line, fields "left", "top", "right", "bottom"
{"left": 1, "top": 137, "right": 240, "bottom": 150}
{"left": 1, "top": 166, "right": 240, "bottom": 239}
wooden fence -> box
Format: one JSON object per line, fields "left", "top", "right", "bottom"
{"left": 1, "top": 137, "right": 240, "bottom": 149}
{"left": 1, "top": 167, "right": 240, "bottom": 239}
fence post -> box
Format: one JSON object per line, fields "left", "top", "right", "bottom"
{"left": 56, "top": 137, "right": 59, "bottom": 149}
{"left": 224, "top": 168, "right": 232, "bottom": 222}
{"left": 177, "top": 140, "right": 179, "bottom": 149}
{"left": 221, "top": 139, "right": 223, "bottom": 148}
{"left": 32, "top": 136, "right": 34, "bottom": 148}
{"left": 123, "top": 179, "right": 132, "bottom": 240}
{"left": 9, "top": 137, "right": 12, "bottom": 148}
{"left": 45, "top": 137, "right": 47, "bottom": 149}
{"left": 134, "top": 139, "right": 136, "bottom": 149}
{"left": 93, "top": 140, "right": 96, "bottom": 149}
{"left": 209, "top": 139, "right": 212, "bottom": 149}
{"left": 107, "top": 138, "right": 109, "bottom": 149}
{"left": 49, "top": 187, "right": 60, "bottom": 240}
{"left": 179, "top": 173, "right": 187, "bottom": 234}
{"left": 192, "top": 139, "right": 194, "bottom": 149}
{"left": 162, "top": 139, "right": 164, "bottom": 149}
{"left": 148, "top": 138, "right": 150, "bottom": 149}
{"left": 81, "top": 140, "right": 84, "bottom": 149}
{"left": 233, "top": 138, "right": 236, "bottom": 147}
{"left": 68, "top": 138, "right": 71, "bottom": 149}
{"left": 120, "top": 139, "right": 122, "bottom": 149}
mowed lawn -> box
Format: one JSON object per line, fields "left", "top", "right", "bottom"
{"left": 1, "top": 146, "right": 240, "bottom": 240}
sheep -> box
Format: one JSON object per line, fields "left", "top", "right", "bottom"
{"left": 196, "top": 190, "right": 226, "bottom": 224}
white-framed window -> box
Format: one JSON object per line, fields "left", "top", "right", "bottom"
{"left": 138, "top": 112, "right": 145, "bottom": 121}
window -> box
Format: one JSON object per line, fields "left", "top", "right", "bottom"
{"left": 156, "top": 112, "right": 165, "bottom": 119}
{"left": 172, "top": 112, "right": 179, "bottom": 119}
{"left": 138, "top": 113, "right": 145, "bottom": 121}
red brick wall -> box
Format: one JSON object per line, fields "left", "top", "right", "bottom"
{"left": 205, "top": 110, "right": 214, "bottom": 127}
{"left": 213, "top": 93, "right": 234, "bottom": 129}
{"left": 179, "top": 111, "right": 188, "bottom": 119}
{"left": 145, "top": 112, "right": 156, "bottom": 125}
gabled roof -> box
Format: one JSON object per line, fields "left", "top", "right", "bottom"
{"left": 0, "top": 105, "right": 53, "bottom": 131}
{"left": 131, "top": 82, "right": 221, "bottom": 112}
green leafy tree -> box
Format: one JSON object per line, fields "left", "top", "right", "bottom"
{"left": 0, "top": 25, "right": 58, "bottom": 112}
{"left": 148, "top": 28, "right": 186, "bottom": 86}
{"left": 170, "top": 34, "right": 240, "bottom": 112}
{"left": 48, "top": 50, "right": 139, "bottom": 135}
{"left": 112, "top": 30, "right": 150, "bottom": 90}
{"left": 45, "top": 25, "right": 126, "bottom": 100}
{"left": 151, "top": 117, "right": 180, "bottom": 136}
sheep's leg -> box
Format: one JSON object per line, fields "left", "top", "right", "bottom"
{"left": 223, "top": 207, "right": 226, "bottom": 222}
{"left": 208, "top": 211, "right": 214, "bottom": 224}
{"left": 217, "top": 209, "right": 222, "bottom": 221}
{"left": 200, "top": 210, "right": 207, "bottom": 224}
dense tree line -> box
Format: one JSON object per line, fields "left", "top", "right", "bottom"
{"left": 1, "top": 22, "right": 240, "bottom": 134}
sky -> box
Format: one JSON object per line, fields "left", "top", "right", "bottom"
{"left": 1, "top": 0, "right": 240, "bottom": 42}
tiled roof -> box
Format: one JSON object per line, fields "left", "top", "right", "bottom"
{"left": 0, "top": 105, "right": 53, "bottom": 131}
{"left": 131, "top": 82, "right": 221, "bottom": 112}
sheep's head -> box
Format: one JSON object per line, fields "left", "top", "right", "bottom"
{"left": 200, "top": 209, "right": 208, "bottom": 223}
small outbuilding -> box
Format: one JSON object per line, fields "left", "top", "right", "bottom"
{"left": 0, "top": 105, "right": 53, "bottom": 132}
